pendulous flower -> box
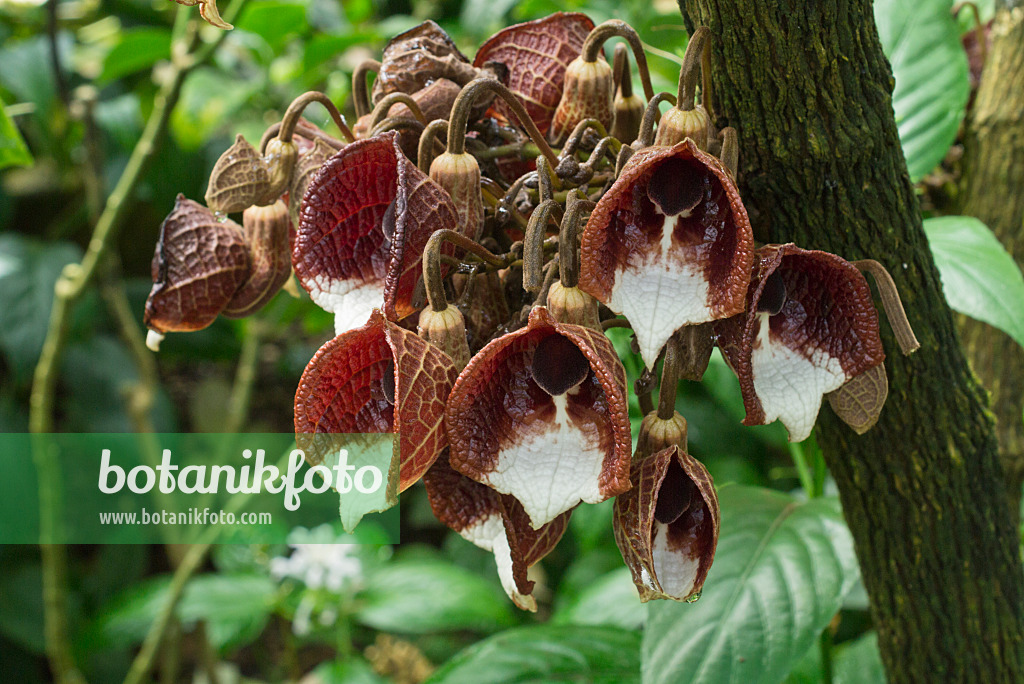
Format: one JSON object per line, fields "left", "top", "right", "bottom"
{"left": 294, "top": 309, "right": 458, "bottom": 492}
{"left": 578, "top": 138, "right": 754, "bottom": 368}
{"left": 446, "top": 306, "right": 632, "bottom": 529}
{"left": 716, "top": 244, "right": 887, "bottom": 442}
{"left": 614, "top": 445, "right": 719, "bottom": 602}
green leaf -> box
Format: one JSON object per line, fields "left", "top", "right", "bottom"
{"left": 642, "top": 486, "right": 860, "bottom": 684}
{"left": 0, "top": 235, "right": 81, "bottom": 385}
{"left": 92, "top": 573, "right": 275, "bottom": 653}
{"left": 0, "top": 562, "right": 45, "bottom": 653}
{"left": 924, "top": 215, "right": 1024, "bottom": 350}
{"left": 875, "top": 0, "right": 969, "bottom": 182}
{"left": 0, "top": 99, "right": 32, "bottom": 169}
{"left": 312, "top": 658, "right": 389, "bottom": 684}
{"left": 834, "top": 632, "right": 887, "bottom": 684}
{"left": 98, "top": 28, "right": 172, "bottom": 83}
{"left": 235, "top": 1, "right": 307, "bottom": 48}
{"left": 552, "top": 567, "right": 647, "bottom": 630}
{"left": 426, "top": 625, "right": 641, "bottom": 684}
{"left": 355, "top": 557, "right": 515, "bottom": 634}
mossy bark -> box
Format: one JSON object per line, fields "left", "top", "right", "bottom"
{"left": 957, "top": 3, "right": 1024, "bottom": 523}
{"left": 676, "top": 0, "right": 1024, "bottom": 680}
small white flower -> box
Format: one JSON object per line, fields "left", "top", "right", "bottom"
{"left": 270, "top": 524, "right": 364, "bottom": 593}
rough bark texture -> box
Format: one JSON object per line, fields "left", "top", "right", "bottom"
{"left": 677, "top": 1, "right": 1024, "bottom": 681}
{"left": 957, "top": 2, "right": 1024, "bottom": 522}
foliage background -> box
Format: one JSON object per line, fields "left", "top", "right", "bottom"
{"left": 0, "top": 0, "right": 1018, "bottom": 683}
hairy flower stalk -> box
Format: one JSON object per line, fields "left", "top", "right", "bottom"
{"left": 655, "top": 26, "right": 713, "bottom": 148}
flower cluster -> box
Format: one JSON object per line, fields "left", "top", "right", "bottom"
{"left": 143, "top": 14, "right": 918, "bottom": 609}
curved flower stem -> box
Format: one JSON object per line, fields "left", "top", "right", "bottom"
{"left": 279, "top": 91, "right": 355, "bottom": 143}
{"left": 423, "top": 229, "right": 506, "bottom": 311}
{"left": 370, "top": 116, "right": 425, "bottom": 139}
{"left": 534, "top": 255, "right": 560, "bottom": 307}
{"left": 700, "top": 32, "right": 715, "bottom": 118}
{"left": 259, "top": 121, "right": 344, "bottom": 153}
{"left": 369, "top": 92, "right": 428, "bottom": 128}
{"left": 635, "top": 366, "right": 656, "bottom": 416}
{"left": 523, "top": 199, "right": 564, "bottom": 292}
{"left": 613, "top": 43, "right": 633, "bottom": 99}
{"left": 677, "top": 26, "right": 711, "bottom": 111}
{"left": 559, "top": 192, "right": 596, "bottom": 288}
{"left": 852, "top": 259, "right": 921, "bottom": 354}
{"left": 535, "top": 154, "right": 558, "bottom": 202}
{"left": 581, "top": 20, "right": 655, "bottom": 101}
{"left": 352, "top": 59, "right": 380, "bottom": 118}
{"left": 718, "top": 126, "right": 739, "bottom": 177}
{"left": 418, "top": 119, "right": 449, "bottom": 173}
{"left": 560, "top": 118, "right": 610, "bottom": 159}
{"left": 638, "top": 92, "right": 677, "bottom": 147}
{"left": 447, "top": 78, "right": 559, "bottom": 168}
{"left": 614, "top": 143, "right": 635, "bottom": 176}
{"left": 658, "top": 336, "right": 682, "bottom": 420}
{"left": 580, "top": 136, "right": 621, "bottom": 173}
{"left": 602, "top": 317, "right": 632, "bottom": 331}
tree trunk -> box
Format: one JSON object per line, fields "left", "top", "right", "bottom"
{"left": 676, "top": 1, "right": 1024, "bottom": 681}
{"left": 957, "top": 1, "right": 1024, "bottom": 524}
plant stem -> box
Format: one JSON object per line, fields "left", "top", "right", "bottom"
{"left": 639, "top": 92, "right": 676, "bottom": 146}
{"left": 580, "top": 20, "right": 656, "bottom": 100}
{"left": 224, "top": 318, "right": 261, "bottom": 434}
{"left": 677, "top": 27, "right": 711, "bottom": 110}
{"left": 352, "top": 59, "right": 380, "bottom": 118}
{"left": 28, "top": 6, "right": 246, "bottom": 684}
{"left": 422, "top": 229, "right": 505, "bottom": 311}
{"left": 278, "top": 91, "right": 354, "bottom": 143}
{"left": 369, "top": 92, "right": 427, "bottom": 128}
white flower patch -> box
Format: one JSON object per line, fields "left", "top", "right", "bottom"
{"left": 650, "top": 521, "right": 700, "bottom": 598}
{"left": 484, "top": 393, "right": 605, "bottom": 529}
{"left": 750, "top": 313, "right": 848, "bottom": 442}
{"left": 307, "top": 274, "right": 385, "bottom": 336}
{"left": 606, "top": 209, "right": 712, "bottom": 368}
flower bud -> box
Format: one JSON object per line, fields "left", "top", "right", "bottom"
{"left": 654, "top": 105, "right": 710, "bottom": 149}
{"left": 546, "top": 280, "right": 601, "bottom": 330}
{"left": 429, "top": 151, "right": 484, "bottom": 240}
{"left": 636, "top": 410, "right": 688, "bottom": 457}
{"left": 418, "top": 304, "right": 471, "bottom": 371}
{"left": 288, "top": 138, "right": 337, "bottom": 229}
{"left": 549, "top": 56, "right": 614, "bottom": 146}
{"left": 223, "top": 200, "right": 292, "bottom": 317}
{"left": 205, "top": 134, "right": 272, "bottom": 214}
{"left": 263, "top": 137, "right": 298, "bottom": 201}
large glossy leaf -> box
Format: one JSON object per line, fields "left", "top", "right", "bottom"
{"left": 875, "top": 0, "right": 969, "bottom": 182}
{"left": 642, "top": 486, "right": 860, "bottom": 684}
{"left": 924, "top": 215, "right": 1024, "bottom": 350}
{"left": 0, "top": 99, "right": 32, "bottom": 170}
{"left": 354, "top": 557, "right": 515, "bottom": 634}
{"left": 551, "top": 567, "right": 646, "bottom": 630}
{"left": 834, "top": 632, "right": 887, "bottom": 684}
{"left": 426, "top": 624, "right": 641, "bottom": 684}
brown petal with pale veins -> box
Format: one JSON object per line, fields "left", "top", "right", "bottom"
{"left": 446, "top": 306, "right": 632, "bottom": 529}
{"left": 372, "top": 21, "right": 480, "bottom": 103}
{"left": 205, "top": 134, "right": 272, "bottom": 214}
{"left": 424, "top": 453, "right": 570, "bottom": 611}
{"left": 473, "top": 12, "right": 594, "bottom": 135}
{"left": 716, "top": 244, "right": 885, "bottom": 442}
{"left": 294, "top": 309, "right": 457, "bottom": 491}
{"left": 293, "top": 131, "right": 459, "bottom": 335}
{"left": 613, "top": 445, "right": 719, "bottom": 602}
{"left": 578, "top": 139, "right": 754, "bottom": 368}
{"left": 144, "top": 195, "right": 251, "bottom": 333}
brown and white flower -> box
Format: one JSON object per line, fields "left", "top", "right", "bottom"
{"left": 613, "top": 445, "right": 719, "bottom": 602}
{"left": 294, "top": 310, "right": 457, "bottom": 492}
{"left": 424, "top": 453, "right": 570, "bottom": 611}
{"left": 446, "top": 306, "right": 632, "bottom": 529}
{"left": 293, "top": 131, "right": 459, "bottom": 335}
{"left": 717, "top": 244, "right": 886, "bottom": 442}
{"left": 578, "top": 139, "right": 754, "bottom": 368}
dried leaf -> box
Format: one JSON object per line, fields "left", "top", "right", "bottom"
{"left": 716, "top": 244, "right": 886, "bottom": 442}
{"left": 474, "top": 13, "right": 595, "bottom": 135}
{"left": 293, "top": 131, "right": 459, "bottom": 334}
{"left": 372, "top": 21, "right": 480, "bottom": 103}
{"left": 613, "top": 445, "right": 719, "bottom": 602}
{"left": 827, "top": 362, "right": 888, "bottom": 434}
{"left": 294, "top": 309, "right": 458, "bottom": 492}
{"left": 446, "top": 307, "right": 632, "bottom": 529}
{"left": 144, "top": 195, "right": 250, "bottom": 333}
{"left": 578, "top": 139, "right": 754, "bottom": 367}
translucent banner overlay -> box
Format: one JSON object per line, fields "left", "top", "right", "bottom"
{"left": 0, "top": 433, "right": 400, "bottom": 544}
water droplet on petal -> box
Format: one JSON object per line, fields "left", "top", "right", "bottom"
{"left": 685, "top": 590, "right": 702, "bottom": 603}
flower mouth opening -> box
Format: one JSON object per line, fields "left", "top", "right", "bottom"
{"left": 654, "top": 458, "right": 696, "bottom": 525}
{"left": 755, "top": 270, "right": 787, "bottom": 315}
{"left": 646, "top": 157, "right": 706, "bottom": 217}
{"left": 530, "top": 333, "right": 591, "bottom": 396}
